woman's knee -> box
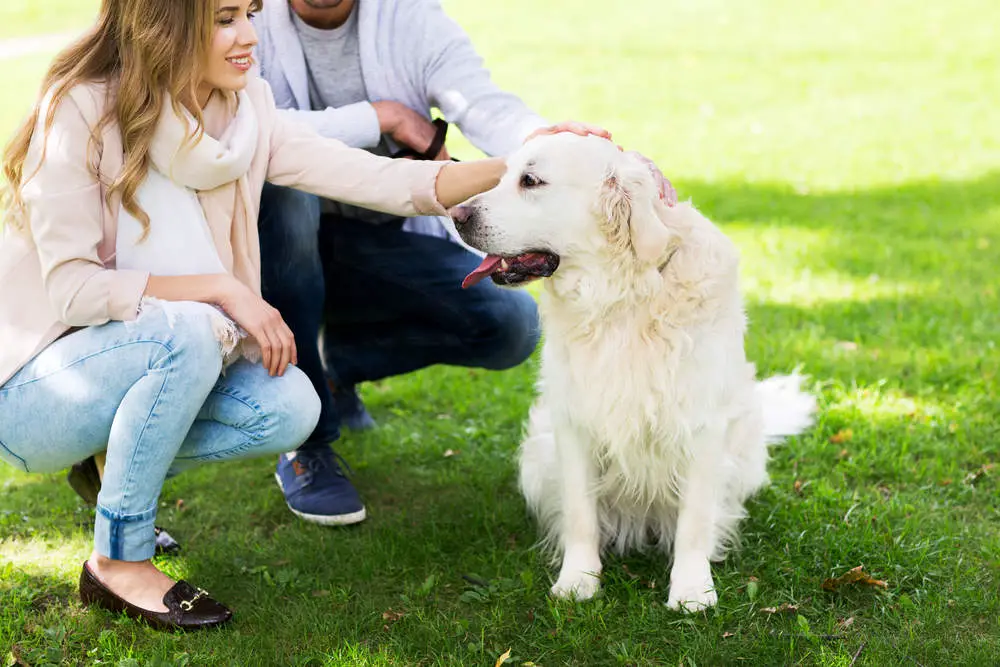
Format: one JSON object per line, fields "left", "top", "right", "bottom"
{"left": 135, "top": 301, "right": 224, "bottom": 388}
{"left": 254, "top": 366, "right": 321, "bottom": 454}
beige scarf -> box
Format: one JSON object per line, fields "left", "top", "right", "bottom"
{"left": 140, "top": 90, "right": 263, "bottom": 364}
{"left": 149, "top": 89, "right": 262, "bottom": 295}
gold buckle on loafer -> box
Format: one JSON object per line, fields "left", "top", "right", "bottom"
{"left": 179, "top": 587, "right": 209, "bottom": 611}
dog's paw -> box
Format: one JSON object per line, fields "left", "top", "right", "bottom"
{"left": 667, "top": 561, "right": 717, "bottom": 612}
{"left": 666, "top": 585, "right": 718, "bottom": 612}
{"left": 551, "top": 571, "right": 602, "bottom": 601}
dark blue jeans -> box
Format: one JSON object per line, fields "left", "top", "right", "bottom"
{"left": 258, "top": 183, "right": 541, "bottom": 451}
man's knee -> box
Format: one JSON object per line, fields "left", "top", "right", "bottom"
{"left": 259, "top": 184, "right": 323, "bottom": 285}
{"left": 472, "top": 289, "right": 541, "bottom": 370}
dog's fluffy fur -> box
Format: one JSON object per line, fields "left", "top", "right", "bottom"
{"left": 454, "top": 134, "right": 816, "bottom": 611}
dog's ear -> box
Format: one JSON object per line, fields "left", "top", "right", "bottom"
{"left": 599, "top": 161, "right": 675, "bottom": 265}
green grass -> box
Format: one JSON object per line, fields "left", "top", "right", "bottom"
{"left": 3, "top": 0, "right": 1000, "bottom": 664}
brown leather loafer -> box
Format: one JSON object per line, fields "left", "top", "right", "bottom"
{"left": 79, "top": 562, "right": 232, "bottom": 631}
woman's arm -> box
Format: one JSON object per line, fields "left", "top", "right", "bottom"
{"left": 21, "top": 87, "right": 149, "bottom": 326}
{"left": 434, "top": 157, "right": 506, "bottom": 209}
{"left": 261, "top": 80, "right": 503, "bottom": 216}
{"left": 261, "top": 83, "right": 612, "bottom": 216}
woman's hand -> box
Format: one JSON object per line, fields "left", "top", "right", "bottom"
{"left": 218, "top": 279, "right": 297, "bottom": 377}
{"left": 524, "top": 122, "right": 612, "bottom": 144}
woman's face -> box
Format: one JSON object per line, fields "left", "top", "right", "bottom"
{"left": 197, "top": 0, "right": 259, "bottom": 106}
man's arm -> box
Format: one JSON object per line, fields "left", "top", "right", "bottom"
{"left": 277, "top": 102, "right": 383, "bottom": 150}
{"left": 415, "top": 1, "right": 549, "bottom": 157}
{"left": 251, "top": 47, "right": 383, "bottom": 149}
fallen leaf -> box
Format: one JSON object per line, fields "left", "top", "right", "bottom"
{"left": 822, "top": 566, "right": 888, "bottom": 592}
{"left": 793, "top": 479, "right": 804, "bottom": 495}
{"left": 494, "top": 649, "right": 512, "bottom": 667}
{"left": 443, "top": 449, "right": 459, "bottom": 458}
{"left": 722, "top": 631, "right": 736, "bottom": 638}
{"left": 963, "top": 463, "right": 995, "bottom": 486}
{"left": 940, "top": 478, "right": 952, "bottom": 486}
{"left": 760, "top": 603, "right": 798, "bottom": 615}
{"left": 382, "top": 609, "right": 405, "bottom": 622}
{"left": 837, "top": 616, "right": 856, "bottom": 631}
{"left": 830, "top": 429, "right": 853, "bottom": 444}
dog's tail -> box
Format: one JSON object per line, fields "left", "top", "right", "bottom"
{"left": 756, "top": 373, "right": 817, "bottom": 444}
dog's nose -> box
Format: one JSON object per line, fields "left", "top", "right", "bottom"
{"left": 450, "top": 205, "right": 475, "bottom": 227}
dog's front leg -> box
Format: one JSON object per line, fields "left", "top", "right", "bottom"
{"left": 667, "top": 433, "right": 722, "bottom": 612}
{"left": 550, "top": 419, "right": 602, "bottom": 601}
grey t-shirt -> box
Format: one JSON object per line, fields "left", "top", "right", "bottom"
{"left": 292, "top": 7, "right": 396, "bottom": 223}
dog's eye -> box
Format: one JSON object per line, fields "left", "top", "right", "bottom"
{"left": 520, "top": 172, "right": 544, "bottom": 189}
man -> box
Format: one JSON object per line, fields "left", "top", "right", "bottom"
{"left": 253, "top": 0, "right": 550, "bottom": 526}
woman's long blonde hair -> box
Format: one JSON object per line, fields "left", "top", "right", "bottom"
{"left": 1, "top": 0, "right": 249, "bottom": 233}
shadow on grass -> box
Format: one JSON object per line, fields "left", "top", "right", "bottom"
{"left": 684, "top": 170, "right": 1000, "bottom": 234}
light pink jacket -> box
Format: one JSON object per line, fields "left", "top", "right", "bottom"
{"left": 0, "top": 77, "right": 447, "bottom": 386}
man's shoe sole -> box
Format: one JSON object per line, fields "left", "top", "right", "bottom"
{"left": 274, "top": 473, "right": 368, "bottom": 526}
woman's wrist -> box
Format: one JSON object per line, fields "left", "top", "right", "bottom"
{"left": 435, "top": 157, "right": 506, "bottom": 209}
{"left": 210, "top": 274, "right": 240, "bottom": 308}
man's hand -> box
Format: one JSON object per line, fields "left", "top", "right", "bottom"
{"left": 373, "top": 100, "right": 451, "bottom": 160}
{"left": 626, "top": 151, "right": 678, "bottom": 206}
{"left": 524, "top": 122, "right": 612, "bottom": 144}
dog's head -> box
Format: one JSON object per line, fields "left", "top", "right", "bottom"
{"left": 454, "top": 134, "right": 677, "bottom": 289}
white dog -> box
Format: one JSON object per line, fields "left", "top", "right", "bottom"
{"left": 451, "top": 134, "right": 816, "bottom": 612}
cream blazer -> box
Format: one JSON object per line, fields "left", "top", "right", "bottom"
{"left": 0, "top": 77, "right": 447, "bottom": 386}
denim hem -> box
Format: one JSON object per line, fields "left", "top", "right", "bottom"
{"left": 94, "top": 503, "right": 158, "bottom": 561}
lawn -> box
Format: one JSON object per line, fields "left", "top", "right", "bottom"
{"left": 2, "top": 0, "right": 999, "bottom": 665}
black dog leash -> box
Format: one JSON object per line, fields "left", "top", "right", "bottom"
{"left": 391, "top": 118, "right": 459, "bottom": 161}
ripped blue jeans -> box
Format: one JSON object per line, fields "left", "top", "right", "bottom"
{"left": 0, "top": 301, "right": 320, "bottom": 561}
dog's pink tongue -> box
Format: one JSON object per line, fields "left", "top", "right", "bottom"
{"left": 462, "top": 255, "right": 503, "bottom": 289}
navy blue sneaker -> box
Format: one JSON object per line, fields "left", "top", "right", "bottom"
{"left": 274, "top": 448, "right": 367, "bottom": 526}
{"left": 329, "top": 382, "right": 377, "bottom": 432}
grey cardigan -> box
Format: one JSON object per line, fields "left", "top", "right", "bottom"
{"left": 253, "top": 0, "right": 548, "bottom": 238}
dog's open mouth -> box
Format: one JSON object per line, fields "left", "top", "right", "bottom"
{"left": 462, "top": 252, "right": 561, "bottom": 289}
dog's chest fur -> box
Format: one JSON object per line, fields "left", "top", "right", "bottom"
{"left": 540, "top": 304, "right": 710, "bottom": 506}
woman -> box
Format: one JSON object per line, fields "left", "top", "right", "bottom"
{"left": 0, "top": 0, "right": 607, "bottom": 630}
